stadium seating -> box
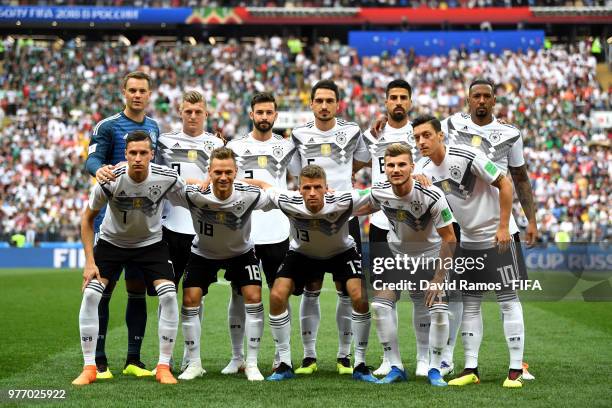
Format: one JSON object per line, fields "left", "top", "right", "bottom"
{"left": 0, "top": 37, "right": 609, "bottom": 243}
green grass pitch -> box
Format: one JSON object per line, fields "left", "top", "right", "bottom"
{"left": 0, "top": 268, "right": 611, "bottom": 407}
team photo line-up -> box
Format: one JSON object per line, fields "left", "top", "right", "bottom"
{"left": 73, "top": 70, "right": 537, "bottom": 388}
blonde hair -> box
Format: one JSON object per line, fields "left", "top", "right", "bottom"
{"left": 180, "top": 90, "right": 207, "bottom": 110}
{"left": 384, "top": 143, "right": 413, "bottom": 163}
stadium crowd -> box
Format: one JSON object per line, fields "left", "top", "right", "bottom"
{"left": 2, "top": 1, "right": 607, "bottom": 8}
{"left": 0, "top": 36, "right": 609, "bottom": 243}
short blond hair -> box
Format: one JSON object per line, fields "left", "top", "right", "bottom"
{"left": 384, "top": 143, "right": 413, "bottom": 163}
{"left": 180, "top": 90, "right": 207, "bottom": 110}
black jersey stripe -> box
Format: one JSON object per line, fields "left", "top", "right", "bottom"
{"left": 448, "top": 146, "right": 476, "bottom": 159}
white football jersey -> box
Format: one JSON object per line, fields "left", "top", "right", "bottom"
{"left": 267, "top": 188, "right": 370, "bottom": 259}
{"left": 442, "top": 113, "right": 524, "bottom": 175}
{"left": 292, "top": 118, "right": 370, "bottom": 190}
{"left": 370, "top": 180, "right": 455, "bottom": 258}
{"left": 89, "top": 164, "right": 184, "bottom": 248}
{"left": 157, "top": 130, "right": 224, "bottom": 235}
{"left": 174, "top": 181, "right": 271, "bottom": 260}
{"left": 442, "top": 112, "right": 523, "bottom": 233}
{"left": 415, "top": 146, "right": 518, "bottom": 247}
{"left": 227, "top": 132, "right": 299, "bottom": 244}
{"left": 363, "top": 122, "right": 417, "bottom": 230}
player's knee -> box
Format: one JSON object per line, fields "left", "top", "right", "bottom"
{"left": 182, "top": 292, "right": 200, "bottom": 308}
{"left": 269, "top": 288, "right": 287, "bottom": 308}
{"left": 243, "top": 292, "right": 261, "bottom": 304}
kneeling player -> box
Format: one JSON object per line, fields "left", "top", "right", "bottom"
{"left": 361, "top": 144, "right": 457, "bottom": 385}
{"left": 248, "top": 165, "right": 376, "bottom": 382}
{"left": 73, "top": 131, "right": 183, "bottom": 385}
{"left": 176, "top": 147, "right": 271, "bottom": 381}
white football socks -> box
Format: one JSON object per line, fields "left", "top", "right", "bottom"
{"left": 461, "top": 293, "right": 483, "bottom": 369}
{"left": 80, "top": 280, "right": 105, "bottom": 366}
{"left": 245, "top": 302, "right": 264, "bottom": 366}
{"left": 351, "top": 309, "right": 371, "bottom": 367}
{"left": 428, "top": 303, "right": 450, "bottom": 370}
{"left": 228, "top": 291, "right": 246, "bottom": 361}
{"left": 336, "top": 293, "right": 353, "bottom": 359}
{"left": 498, "top": 291, "right": 525, "bottom": 370}
{"left": 269, "top": 310, "right": 291, "bottom": 366}
{"left": 181, "top": 306, "right": 201, "bottom": 365}
{"left": 156, "top": 282, "right": 179, "bottom": 366}
{"left": 372, "top": 297, "right": 403, "bottom": 370}
{"left": 300, "top": 289, "right": 320, "bottom": 359}
{"left": 410, "top": 292, "right": 431, "bottom": 365}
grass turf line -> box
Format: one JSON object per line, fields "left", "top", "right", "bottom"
{"left": 0, "top": 268, "right": 611, "bottom": 407}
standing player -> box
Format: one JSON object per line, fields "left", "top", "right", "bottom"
{"left": 157, "top": 90, "right": 224, "bottom": 371}
{"left": 362, "top": 79, "right": 432, "bottom": 378}
{"left": 440, "top": 78, "right": 537, "bottom": 379}
{"left": 291, "top": 80, "right": 370, "bottom": 375}
{"left": 84, "top": 71, "right": 160, "bottom": 379}
{"left": 364, "top": 143, "right": 457, "bottom": 386}
{"left": 177, "top": 147, "right": 271, "bottom": 381}
{"left": 412, "top": 115, "right": 526, "bottom": 388}
{"left": 73, "top": 131, "right": 182, "bottom": 386}
{"left": 247, "top": 165, "right": 376, "bottom": 383}
{"left": 223, "top": 92, "right": 298, "bottom": 373}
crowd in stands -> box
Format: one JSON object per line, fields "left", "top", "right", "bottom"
{"left": 2, "top": 0, "right": 607, "bottom": 8}
{"left": 0, "top": 36, "right": 609, "bottom": 244}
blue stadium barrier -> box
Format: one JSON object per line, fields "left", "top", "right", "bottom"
{"left": 0, "top": 243, "right": 609, "bottom": 271}
{"left": 0, "top": 247, "right": 85, "bottom": 268}
{"left": 349, "top": 30, "right": 545, "bottom": 56}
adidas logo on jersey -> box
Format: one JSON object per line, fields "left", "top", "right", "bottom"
{"left": 172, "top": 143, "right": 181, "bottom": 148}
{"left": 118, "top": 190, "right": 126, "bottom": 196}
{"left": 244, "top": 149, "right": 252, "bottom": 155}
{"left": 308, "top": 138, "right": 315, "bottom": 143}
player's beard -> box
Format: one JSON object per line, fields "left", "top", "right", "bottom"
{"left": 254, "top": 120, "right": 272, "bottom": 132}
{"left": 474, "top": 107, "right": 489, "bottom": 119}
{"left": 389, "top": 109, "right": 406, "bottom": 122}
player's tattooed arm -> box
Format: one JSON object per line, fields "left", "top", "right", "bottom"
{"left": 80, "top": 207, "right": 102, "bottom": 291}
{"left": 491, "top": 174, "right": 513, "bottom": 250}
{"left": 509, "top": 164, "right": 538, "bottom": 245}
